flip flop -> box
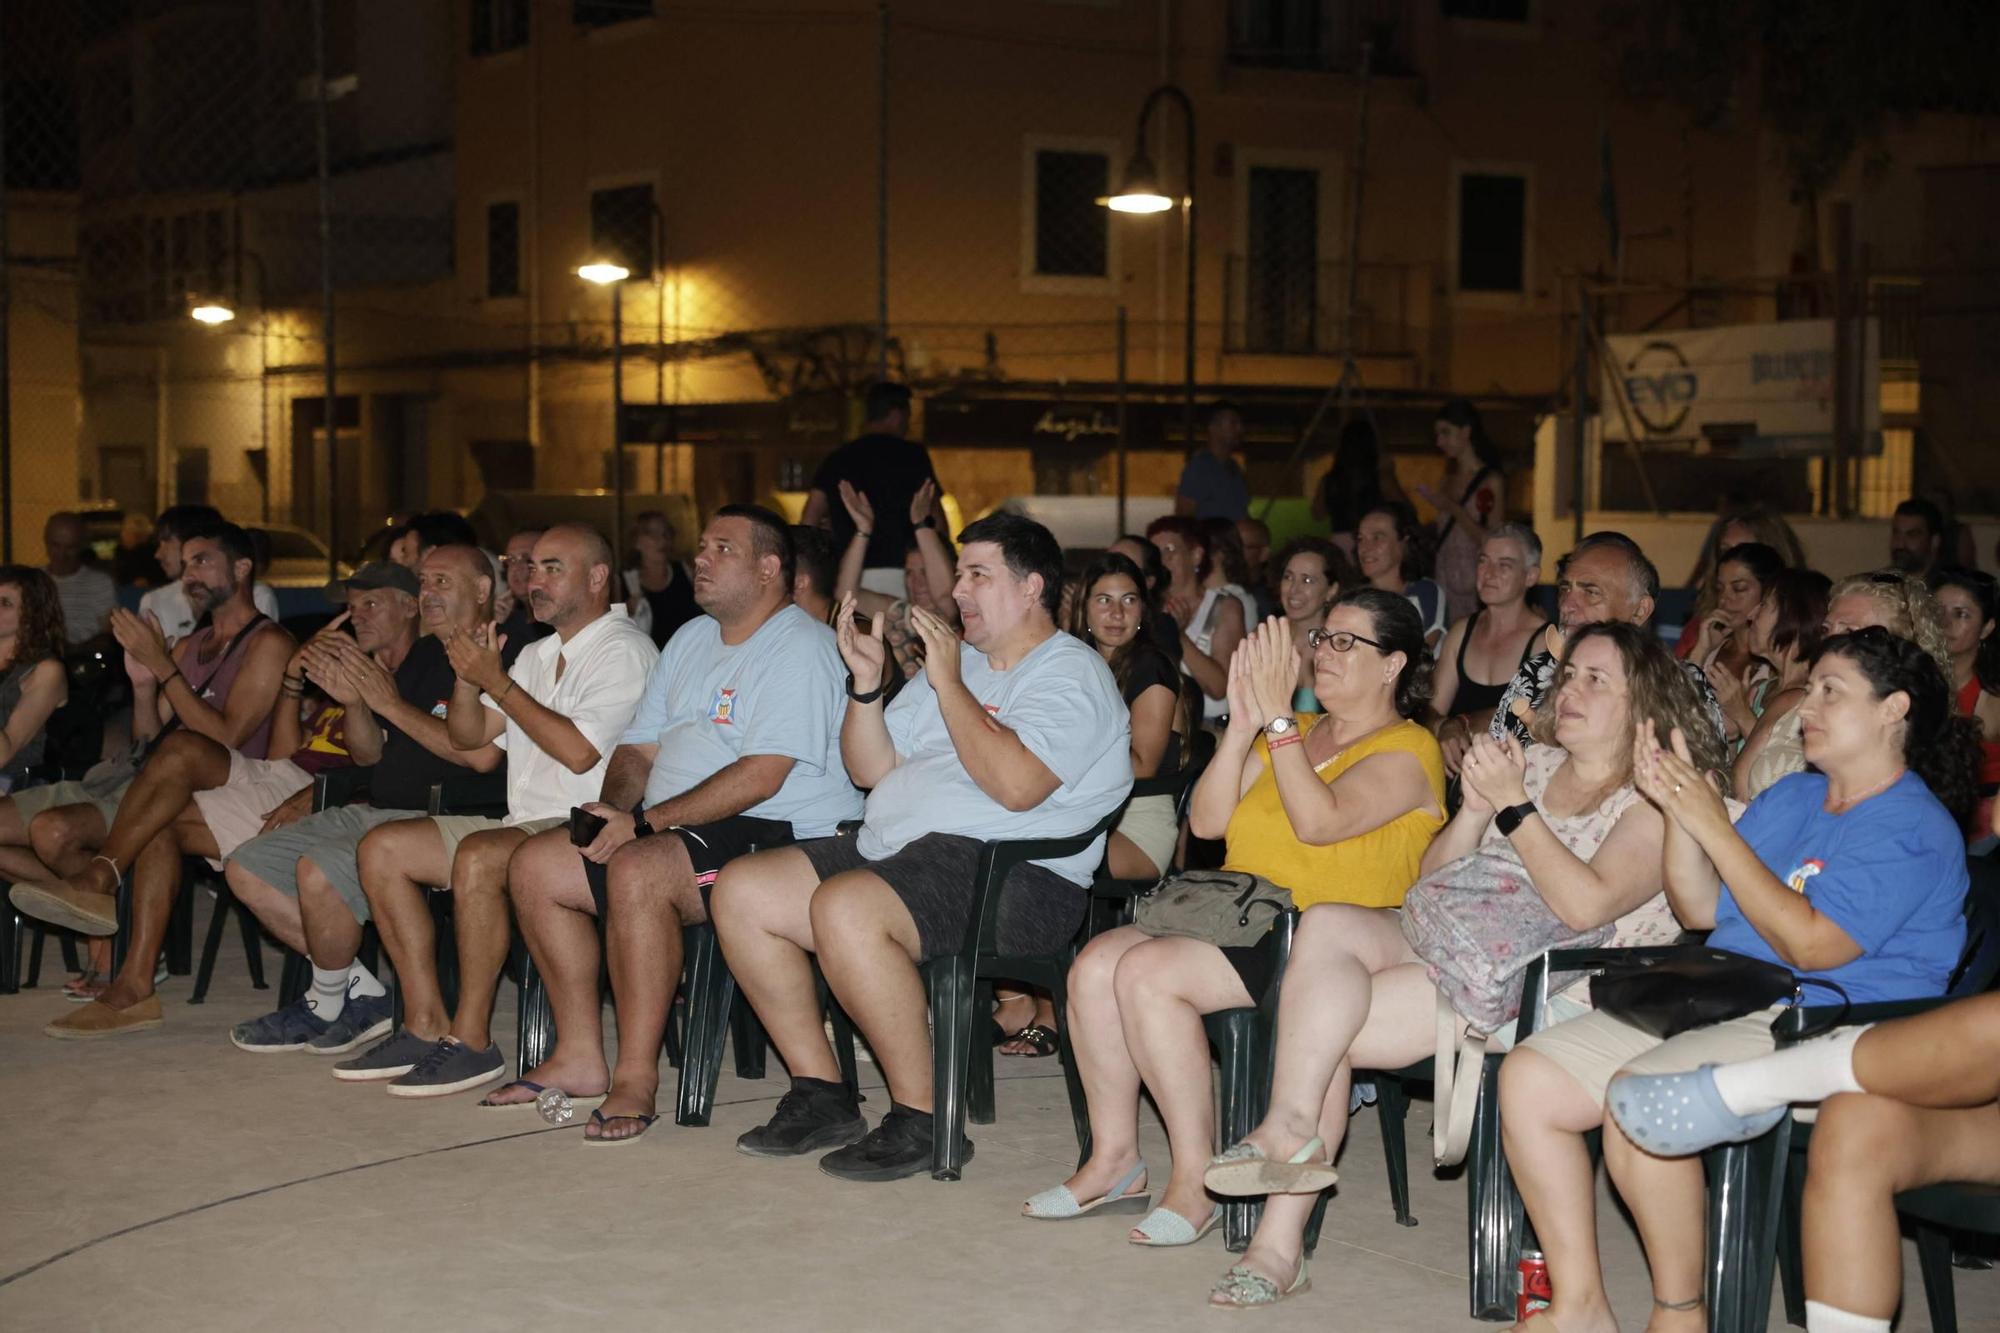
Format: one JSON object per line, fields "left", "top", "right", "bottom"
{"left": 583, "top": 1107, "right": 659, "bottom": 1146}
{"left": 998, "top": 1023, "right": 1058, "bottom": 1058}
{"left": 1203, "top": 1136, "right": 1337, "bottom": 1197}
{"left": 477, "top": 1078, "right": 605, "bottom": 1112}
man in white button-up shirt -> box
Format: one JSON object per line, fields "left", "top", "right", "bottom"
{"left": 340, "top": 524, "right": 657, "bottom": 1098}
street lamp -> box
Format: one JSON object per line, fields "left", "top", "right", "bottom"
{"left": 1102, "top": 84, "right": 1198, "bottom": 456}
{"left": 189, "top": 302, "right": 236, "bottom": 325}
{"left": 578, "top": 259, "right": 632, "bottom": 559}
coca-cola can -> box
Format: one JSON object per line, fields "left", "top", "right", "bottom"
{"left": 1517, "top": 1250, "right": 1552, "bottom": 1321}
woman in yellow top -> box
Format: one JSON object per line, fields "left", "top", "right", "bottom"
{"left": 1022, "top": 588, "right": 1445, "bottom": 1244}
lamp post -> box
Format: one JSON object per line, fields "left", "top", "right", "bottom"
{"left": 188, "top": 249, "right": 270, "bottom": 520}
{"left": 1103, "top": 83, "right": 1198, "bottom": 458}
{"left": 578, "top": 260, "right": 631, "bottom": 561}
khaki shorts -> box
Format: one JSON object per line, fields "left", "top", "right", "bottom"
{"left": 1115, "top": 791, "right": 1179, "bottom": 880}
{"left": 192, "top": 755, "right": 314, "bottom": 868}
{"left": 12, "top": 774, "right": 132, "bottom": 829}
{"left": 427, "top": 814, "right": 565, "bottom": 877}
{"left": 1517, "top": 1004, "right": 1785, "bottom": 1107}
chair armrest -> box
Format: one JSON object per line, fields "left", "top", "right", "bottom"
{"left": 1515, "top": 944, "right": 1697, "bottom": 1039}
{"left": 1128, "top": 771, "right": 1184, "bottom": 801}
{"left": 427, "top": 769, "right": 509, "bottom": 817}
{"left": 958, "top": 805, "right": 1124, "bottom": 960}
{"left": 313, "top": 766, "right": 375, "bottom": 813}
{"left": 1775, "top": 995, "right": 1954, "bottom": 1044}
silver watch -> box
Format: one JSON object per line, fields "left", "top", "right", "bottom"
{"left": 1264, "top": 716, "right": 1297, "bottom": 739}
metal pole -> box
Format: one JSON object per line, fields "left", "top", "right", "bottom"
{"left": 1830, "top": 201, "right": 1854, "bottom": 519}
{"left": 1180, "top": 102, "right": 1196, "bottom": 459}
{"left": 1342, "top": 41, "right": 1372, "bottom": 356}
{"left": 876, "top": 0, "right": 889, "bottom": 379}
{"left": 1571, "top": 279, "right": 1590, "bottom": 544}
{"left": 611, "top": 281, "right": 624, "bottom": 562}
{"left": 1115, "top": 305, "right": 1128, "bottom": 536}
{"left": 313, "top": 0, "right": 338, "bottom": 578}
{"left": 0, "top": 60, "right": 13, "bottom": 564}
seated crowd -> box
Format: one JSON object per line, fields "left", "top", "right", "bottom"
{"left": 4, "top": 462, "right": 1995, "bottom": 1329}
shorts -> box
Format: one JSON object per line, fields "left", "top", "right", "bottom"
{"left": 192, "top": 755, "right": 314, "bottom": 868}
{"left": 227, "top": 804, "right": 424, "bottom": 926}
{"left": 428, "top": 814, "right": 566, "bottom": 876}
{"left": 12, "top": 774, "right": 132, "bottom": 829}
{"left": 583, "top": 814, "right": 794, "bottom": 917}
{"left": 1114, "top": 792, "right": 1178, "bottom": 880}
{"left": 859, "top": 567, "right": 907, "bottom": 600}
{"left": 797, "top": 830, "right": 1085, "bottom": 962}
{"left": 1517, "top": 1004, "right": 1785, "bottom": 1107}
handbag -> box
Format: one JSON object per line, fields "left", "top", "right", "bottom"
{"left": 1590, "top": 945, "right": 1851, "bottom": 1040}
{"left": 1132, "top": 870, "right": 1293, "bottom": 949}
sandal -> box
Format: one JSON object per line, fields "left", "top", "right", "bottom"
{"left": 63, "top": 971, "right": 108, "bottom": 1002}
{"left": 998, "top": 1023, "right": 1058, "bottom": 1058}
{"left": 1209, "top": 1256, "right": 1310, "bottom": 1308}
{"left": 1203, "top": 1135, "right": 1337, "bottom": 1197}
{"left": 1129, "top": 1204, "right": 1221, "bottom": 1247}
{"left": 582, "top": 1106, "right": 658, "bottom": 1146}
{"left": 1022, "top": 1159, "right": 1149, "bottom": 1220}
{"left": 477, "top": 1078, "right": 606, "bottom": 1113}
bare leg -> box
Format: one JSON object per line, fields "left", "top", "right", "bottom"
{"left": 1602, "top": 1111, "right": 1708, "bottom": 1332}
{"left": 1499, "top": 1048, "right": 1621, "bottom": 1333}
{"left": 96, "top": 814, "right": 213, "bottom": 1009}
{"left": 1039, "top": 927, "right": 1153, "bottom": 1208}
{"left": 503, "top": 828, "right": 613, "bottom": 1104}
{"left": 1804, "top": 1095, "right": 2000, "bottom": 1319}
{"left": 28, "top": 804, "right": 108, "bottom": 880}
{"left": 0, "top": 795, "right": 56, "bottom": 881}
{"left": 597, "top": 833, "right": 703, "bottom": 1136}
{"left": 296, "top": 859, "right": 362, "bottom": 968}
{"left": 1849, "top": 992, "right": 2000, "bottom": 1105}
{"left": 357, "top": 819, "right": 453, "bottom": 1039}
{"left": 445, "top": 826, "right": 530, "bottom": 1050}
{"left": 1104, "top": 830, "right": 1161, "bottom": 882}
{"left": 710, "top": 848, "right": 839, "bottom": 1082}
{"left": 1112, "top": 936, "right": 1254, "bottom": 1234}
{"left": 224, "top": 858, "right": 308, "bottom": 956}
{"left": 809, "top": 870, "right": 929, "bottom": 1108}
{"left": 51, "top": 732, "right": 232, "bottom": 897}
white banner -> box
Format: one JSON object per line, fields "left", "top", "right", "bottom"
{"left": 1601, "top": 318, "right": 1878, "bottom": 451}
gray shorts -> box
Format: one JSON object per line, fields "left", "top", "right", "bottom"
{"left": 227, "top": 805, "right": 426, "bottom": 926}
{"left": 12, "top": 774, "right": 133, "bottom": 829}
{"left": 796, "top": 830, "right": 1085, "bottom": 962}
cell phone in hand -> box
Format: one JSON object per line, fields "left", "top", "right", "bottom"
{"left": 568, "top": 806, "right": 608, "bottom": 847}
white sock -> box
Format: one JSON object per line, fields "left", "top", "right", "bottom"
{"left": 1804, "top": 1299, "right": 1890, "bottom": 1332}
{"left": 347, "top": 961, "right": 387, "bottom": 1000}
{"left": 1711, "top": 1025, "right": 1871, "bottom": 1117}
{"left": 306, "top": 964, "right": 349, "bottom": 1021}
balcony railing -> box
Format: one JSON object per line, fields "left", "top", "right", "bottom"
{"left": 1226, "top": 0, "right": 1413, "bottom": 76}
{"left": 1223, "top": 255, "right": 1419, "bottom": 357}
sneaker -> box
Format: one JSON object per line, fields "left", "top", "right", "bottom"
{"left": 230, "top": 997, "right": 334, "bottom": 1053}
{"left": 332, "top": 1028, "right": 441, "bottom": 1082}
{"left": 306, "top": 992, "right": 393, "bottom": 1056}
{"left": 384, "top": 1036, "right": 506, "bottom": 1098}
{"left": 818, "top": 1103, "right": 969, "bottom": 1183}
{"left": 736, "top": 1077, "right": 867, "bottom": 1158}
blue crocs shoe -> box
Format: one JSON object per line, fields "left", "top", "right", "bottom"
{"left": 1608, "top": 1065, "right": 1786, "bottom": 1157}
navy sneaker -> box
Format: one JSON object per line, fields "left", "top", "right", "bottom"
{"left": 385, "top": 1036, "right": 506, "bottom": 1098}
{"left": 818, "top": 1103, "right": 970, "bottom": 1182}
{"left": 230, "top": 998, "right": 334, "bottom": 1054}
{"left": 307, "top": 991, "right": 393, "bottom": 1056}
{"left": 332, "top": 1028, "right": 440, "bottom": 1082}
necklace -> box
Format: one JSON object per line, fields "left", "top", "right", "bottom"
{"left": 1825, "top": 768, "right": 1903, "bottom": 814}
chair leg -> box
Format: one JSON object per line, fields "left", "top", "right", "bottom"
{"left": 1048, "top": 977, "right": 1091, "bottom": 1161}
{"left": 0, "top": 908, "right": 18, "bottom": 994}
{"left": 1703, "top": 1123, "right": 1788, "bottom": 1333}
{"left": 928, "top": 957, "right": 977, "bottom": 1181}
{"left": 1374, "top": 1074, "right": 1418, "bottom": 1227}
{"left": 278, "top": 952, "right": 308, "bottom": 1007}
{"left": 824, "top": 987, "right": 861, "bottom": 1092}
{"left": 189, "top": 882, "right": 230, "bottom": 1004}
{"left": 1778, "top": 1145, "right": 1809, "bottom": 1328}
{"left": 663, "top": 994, "right": 686, "bottom": 1070}
{"left": 673, "top": 924, "right": 736, "bottom": 1127}
{"left": 967, "top": 977, "right": 996, "bottom": 1126}
{"left": 164, "top": 881, "right": 194, "bottom": 976}
{"left": 237, "top": 897, "right": 266, "bottom": 990}
{"left": 730, "top": 993, "right": 769, "bottom": 1079}
{"left": 1917, "top": 1223, "right": 1960, "bottom": 1333}
{"left": 1302, "top": 1189, "right": 1333, "bottom": 1258}
{"left": 54, "top": 929, "right": 80, "bottom": 982}
{"left": 1467, "top": 1054, "right": 1524, "bottom": 1322}
{"left": 515, "top": 941, "right": 554, "bottom": 1074}
{"left": 1210, "top": 1014, "right": 1265, "bottom": 1253}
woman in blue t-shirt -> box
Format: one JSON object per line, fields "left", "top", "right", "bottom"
{"left": 1496, "top": 627, "right": 1974, "bottom": 1333}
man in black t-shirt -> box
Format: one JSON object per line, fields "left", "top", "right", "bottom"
{"left": 221, "top": 544, "right": 507, "bottom": 1055}
{"left": 800, "top": 382, "right": 938, "bottom": 600}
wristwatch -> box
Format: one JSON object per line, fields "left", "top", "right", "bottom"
{"left": 631, "top": 801, "right": 657, "bottom": 839}
{"left": 1264, "top": 716, "right": 1297, "bottom": 740}
{"left": 1495, "top": 800, "right": 1539, "bottom": 838}
{"left": 917, "top": 514, "right": 938, "bottom": 531}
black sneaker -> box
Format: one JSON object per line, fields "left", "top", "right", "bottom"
{"left": 385, "top": 1036, "right": 506, "bottom": 1098}
{"left": 735, "top": 1077, "right": 866, "bottom": 1158}
{"left": 818, "top": 1103, "right": 972, "bottom": 1183}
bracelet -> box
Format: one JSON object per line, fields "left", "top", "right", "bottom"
{"left": 1267, "top": 732, "right": 1304, "bottom": 752}
{"left": 162, "top": 669, "right": 184, "bottom": 689}
{"left": 855, "top": 529, "right": 873, "bottom": 541}
{"left": 845, "top": 672, "right": 886, "bottom": 705}
{"left": 496, "top": 678, "right": 517, "bottom": 703}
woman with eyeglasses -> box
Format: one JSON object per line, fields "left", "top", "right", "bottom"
{"left": 1930, "top": 567, "right": 2000, "bottom": 843}
{"left": 1024, "top": 589, "right": 1444, "bottom": 1249}
{"left": 1200, "top": 622, "right": 1726, "bottom": 1308}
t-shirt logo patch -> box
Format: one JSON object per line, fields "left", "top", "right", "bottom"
{"left": 982, "top": 702, "right": 1000, "bottom": 717}
{"left": 431, "top": 700, "right": 449, "bottom": 719}
{"left": 710, "top": 687, "right": 738, "bottom": 725}
{"left": 1785, "top": 858, "right": 1825, "bottom": 894}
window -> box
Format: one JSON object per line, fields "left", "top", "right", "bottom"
{"left": 486, "top": 201, "right": 521, "bottom": 297}
{"left": 574, "top": 0, "right": 652, "bottom": 27}
{"left": 174, "top": 448, "right": 210, "bottom": 506}
{"left": 588, "top": 184, "right": 656, "bottom": 276}
{"left": 1228, "top": 0, "right": 1323, "bottom": 70}
{"left": 1243, "top": 166, "right": 1319, "bottom": 352}
{"left": 471, "top": 0, "right": 529, "bottom": 55}
{"left": 1456, "top": 172, "right": 1526, "bottom": 293}
{"left": 1442, "top": 0, "right": 1529, "bottom": 20}
{"left": 1032, "top": 149, "right": 1109, "bottom": 279}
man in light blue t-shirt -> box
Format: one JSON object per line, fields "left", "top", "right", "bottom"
{"left": 500, "top": 506, "right": 861, "bottom": 1141}
{"left": 714, "top": 511, "right": 1132, "bottom": 1182}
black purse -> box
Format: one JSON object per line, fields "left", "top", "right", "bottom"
{"left": 1589, "top": 945, "right": 1850, "bottom": 1040}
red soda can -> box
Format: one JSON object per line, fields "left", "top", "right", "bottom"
{"left": 1517, "top": 1250, "right": 1552, "bottom": 1321}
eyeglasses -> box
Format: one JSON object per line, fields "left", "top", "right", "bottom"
{"left": 1306, "top": 628, "right": 1385, "bottom": 653}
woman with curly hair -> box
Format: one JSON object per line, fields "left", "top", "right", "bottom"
{"left": 1500, "top": 627, "right": 1970, "bottom": 1333}
{"left": 1200, "top": 621, "right": 1727, "bottom": 1308}
{"left": 1024, "top": 589, "right": 1444, "bottom": 1247}
{"left": 0, "top": 566, "right": 67, "bottom": 793}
